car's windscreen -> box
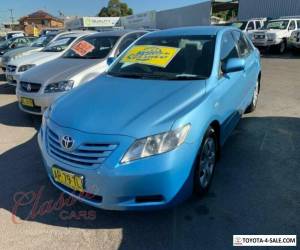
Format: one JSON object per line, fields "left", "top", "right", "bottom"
{"left": 42, "top": 37, "right": 76, "bottom": 52}
{"left": 63, "top": 36, "right": 119, "bottom": 59}
{"left": 107, "top": 35, "right": 216, "bottom": 80}
{"left": 231, "top": 22, "right": 248, "bottom": 30}
{"left": 31, "top": 35, "right": 55, "bottom": 47}
{"left": 264, "top": 20, "right": 289, "bottom": 30}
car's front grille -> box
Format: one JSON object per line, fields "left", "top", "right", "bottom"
{"left": 6, "top": 65, "right": 17, "bottom": 73}
{"left": 46, "top": 128, "right": 118, "bottom": 167}
{"left": 20, "top": 81, "right": 41, "bottom": 93}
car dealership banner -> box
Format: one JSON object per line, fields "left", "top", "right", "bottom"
{"left": 121, "top": 11, "right": 157, "bottom": 29}
{"left": 83, "top": 17, "right": 120, "bottom": 28}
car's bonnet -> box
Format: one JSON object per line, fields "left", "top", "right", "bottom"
{"left": 11, "top": 51, "right": 61, "bottom": 66}
{"left": 50, "top": 75, "right": 206, "bottom": 138}
{"left": 21, "top": 58, "right": 104, "bottom": 84}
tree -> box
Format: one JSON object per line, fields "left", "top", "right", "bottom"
{"left": 98, "top": 0, "right": 133, "bottom": 17}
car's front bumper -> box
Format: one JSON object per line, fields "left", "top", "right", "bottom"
{"left": 252, "top": 39, "right": 281, "bottom": 47}
{"left": 38, "top": 120, "right": 197, "bottom": 211}
{"left": 16, "top": 88, "right": 64, "bottom": 115}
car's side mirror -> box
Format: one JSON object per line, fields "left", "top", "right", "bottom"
{"left": 222, "top": 58, "right": 245, "bottom": 74}
{"left": 10, "top": 44, "right": 16, "bottom": 49}
{"left": 107, "top": 57, "right": 116, "bottom": 66}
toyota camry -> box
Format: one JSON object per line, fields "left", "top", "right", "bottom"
{"left": 38, "top": 26, "right": 261, "bottom": 210}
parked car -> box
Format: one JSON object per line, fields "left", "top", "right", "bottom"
{"left": 5, "top": 31, "right": 95, "bottom": 86}
{"left": 0, "top": 36, "right": 36, "bottom": 56}
{"left": 288, "top": 29, "right": 300, "bottom": 53}
{"left": 252, "top": 17, "right": 300, "bottom": 53}
{"left": 225, "top": 18, "right": 266, "bottom": 35}
{"left": 1, "top": 31, "right": 59, "bottom": 72}
{"left": 17, "top": 30, "right": 148, "bottom": 115}
{"left": 2, "top": 31, "right": 26, "bottom": 40}
{"left": 38, "top": 26, "right": 261, "bottom": 210}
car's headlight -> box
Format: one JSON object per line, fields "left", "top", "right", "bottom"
{"left": 121, "top": 124, "right": 191, "bottom": 164}
{"left": 18, "top": 64, "right": 35, "bottom": 72}
{"left": 44, "top": 80, "right": 74, "bottom": 93}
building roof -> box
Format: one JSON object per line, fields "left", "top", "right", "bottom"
{"left": 19, "top": 10, "right": 63, "bottom": 23}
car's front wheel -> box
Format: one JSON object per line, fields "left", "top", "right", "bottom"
{"left": 277, "top": 40, "right": 286, "bottom": 54}
{"left": 194, "top": 127, "right": 217, "bottom": 195}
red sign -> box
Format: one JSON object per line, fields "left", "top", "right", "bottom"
{"left": 71, "top": 40, "right": 95, "bottom": 57}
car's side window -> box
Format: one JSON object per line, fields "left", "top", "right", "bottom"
{"left": 220, "top": 32, "right": 239, "bottom": 74}
{"left": 247, "top": 21, "right": 255, "bottom": 31}
{"left": 289, "top": 21, "right": 296, "bottom": 30}
{"left": 232, "top": 31, "right": 250, "bottom": 58}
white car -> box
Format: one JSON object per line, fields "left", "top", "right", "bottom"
{"left": 252, "top": 17, "right": 300, "bottom": 53}
{"left": 5, "top": 31, "right": 95, "bottom": 86}
{"left": 16, "top": 30, "right": 148, "bottom": 115}
{"left": 226, "top": 18, "right": 266, "bottom": 36}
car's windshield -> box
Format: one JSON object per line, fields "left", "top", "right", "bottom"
{"left": 107, "top": 35, "right": 216, "bottom": 80}
{"left": 63, "top": 36, "right": 119, "bottom": 59}
{"left": 231, "top": 21, "right": 248, "bottom": 30}
{"left": 264, "top": 20, "right": 289, "bottom": 30}
{"left": 42, "top": 37, "right": 76, "bottom": 52}
{"left": 31, "top": 35, "right": 55, "bottom": 48}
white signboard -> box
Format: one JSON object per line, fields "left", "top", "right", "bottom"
{"left": 121, "top": 11, "right": 157, "bottom": 29}
{"left": 83, "top": 17, "right": 120, "bottom": 28}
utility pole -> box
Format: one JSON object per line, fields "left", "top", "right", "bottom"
{"left": 8, "top": 9, "right": 14, "bottom": 29}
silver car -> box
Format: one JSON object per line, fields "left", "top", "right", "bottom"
{"left": 16, "top": 30, "right": 147, "bottom": 115}
{"left": 6, "top": 31, "right": 95, "bottom": 86}
{"left": 0, "top": 31, "right": 59, "bottom": 72}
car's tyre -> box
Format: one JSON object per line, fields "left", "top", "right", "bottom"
{"left": 194, "top": 127, "right": 217, "bottom": 195}
{"left": 277, "top": 40, "right": 287, "bottom": 54}
{"left": 245, "top": 79, "right": 260, "bottom": 114}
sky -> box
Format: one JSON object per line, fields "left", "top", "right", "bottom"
{"left": 0, "top": 0, "right": 210, "bottom": 23}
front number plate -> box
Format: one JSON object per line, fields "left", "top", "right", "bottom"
{"left": 20, "top": 97, "right": 34, "bottom": 107}
{"left": 52, "top": 167, "right": 84, "bottom": 192}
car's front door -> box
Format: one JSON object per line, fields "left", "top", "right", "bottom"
{"left": 214, "top": 31, "right": 245, "bottom": 143}
{"left": 232, "top": 30, "right": 257, "bottom": 110}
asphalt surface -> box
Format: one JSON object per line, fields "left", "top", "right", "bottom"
{"left": 0, "top": 54, "right": 299, "bottom": 250}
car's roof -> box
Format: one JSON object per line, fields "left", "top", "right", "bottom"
{"left": 58, "top": 31, "right": 95, "bottom": 38}
{"left": 146, "top": 26, "right": 235, "bottom": 37}
{"left": 88, "top": 29, "right": 147, "bottom": 38}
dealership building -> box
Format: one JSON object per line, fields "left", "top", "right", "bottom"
{"left": 238, "top": 0, "right": 300, "bottom": 19}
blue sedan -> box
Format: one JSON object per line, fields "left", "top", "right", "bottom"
{"left": 38, "top": 26, "right": 261, "bottom": 210}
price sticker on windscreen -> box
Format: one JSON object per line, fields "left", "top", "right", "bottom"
{"left": 71, "top": 40, "right": 95, "bottom": 57}
{"left": 121, "top": 45, "right": 181, "bottom": 68}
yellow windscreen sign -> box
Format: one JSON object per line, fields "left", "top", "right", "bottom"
{"left": 121, "top": 45, "right": 181, "bottom": 68}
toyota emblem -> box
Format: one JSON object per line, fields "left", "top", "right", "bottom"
{"left": 61, "top": 136, "right": 75, "bottom": 151}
